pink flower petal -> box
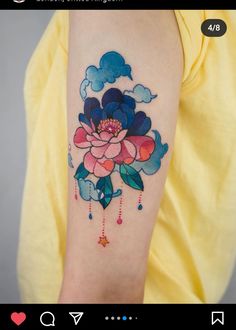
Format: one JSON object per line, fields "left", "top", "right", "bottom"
{"left": 84, "top": 152, "right": 97, "bottom": 173}
{"left": 126, "top": 136, "right": 155, "bottom": 161}
{"left": 91, "top": 144, "right": 109, "bottom": 159}
{"left": 92, "top": 132, "right": 101, "bottom": 140}
{"left": 99, "top": 131, "right": 114, "bottom": 141}
{"left": 80, "top": 121, "right": 94, "bottom": 134}
{"left": 84, "top": 152, "right": 115, "bottom": 177}
{"left": 87, "top": 133, "right": 109, "bottom": 147}
{"left": 113, "top": 139, "right": 136, "bottom": 165}
{"left": 74, "top": 127, "right": 91, "bottom": 148}
{"left": 94, "top": 158, "right": 114, "bottom": 177}
{"left": 104, "top": 142, "right": 121, "bottom": 159}
{"left": 86, "top": 134, "right": 97, "bottom": 142}
{"left": 110, "top": 129, "right": 128, "bottom": 143}
{"left": 91, "top": 140, "right": 108, "bottom": 147}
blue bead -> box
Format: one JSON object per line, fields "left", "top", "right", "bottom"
{"left": 138, "top": 204, "right": 143, "bottom": 210}
{"left": 89, "top": 213, "right": 93, "bottom": 220}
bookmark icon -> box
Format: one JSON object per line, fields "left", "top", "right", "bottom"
{"left": 69, "top": 312, "right": 84, "bottom": 325}
{"left": 211, "top": 311, "right": 224, "bottom": 325}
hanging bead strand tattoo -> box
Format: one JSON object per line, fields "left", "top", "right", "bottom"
{"left": 117, "top": 181, "right": 124, "bottom": 225}
{"left": 98, "top": 210, "right": 109, "bottom": 247}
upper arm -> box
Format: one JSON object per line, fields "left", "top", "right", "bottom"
{"left": 60, "top": 10, "right": 183, "bottom": 303}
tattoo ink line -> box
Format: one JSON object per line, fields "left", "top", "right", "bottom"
{"left": 98, "top": 210, "right": 109, "bottom": 247}
{"left": 137, "top": 191, "right": 143, "bottom": 210}
{"left": 74, "top": 178, "right": 78, "bottom": 200}
{"left": 117, "top": 181, "right": 124, "bottom": 225}
{"left": 88, "top": 182, "right": 93, "bottom": 220}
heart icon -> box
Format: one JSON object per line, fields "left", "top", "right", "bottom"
{"left": 11, "top": 312, "right": 26, "bottom": 326}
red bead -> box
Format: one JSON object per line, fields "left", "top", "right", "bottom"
{"left": 117, "top": 218, "right": 123, "bottom": 225}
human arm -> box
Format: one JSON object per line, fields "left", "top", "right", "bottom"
{"left": 58, "top": 10, "right": 183, "bottom": 303}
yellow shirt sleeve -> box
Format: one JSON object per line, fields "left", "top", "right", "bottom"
{"left": 144, "top": 10, "right": 236, "bottom": 303}
{"left": 175, "top": 10, "right": 208, "bottom": 85}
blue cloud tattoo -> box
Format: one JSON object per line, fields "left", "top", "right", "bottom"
{"left": 68, "top": 153, "right": 74, "bottom": 168}
{"left": 80, "top": 79, "right": 90, "bottom": 100}
{"left": 132, "top": 130, "right": 168, "bottom": 175}
{"left": 80, "top": 51, "right": 132, "bottom": 100}
{"left": 124, "top": 84, "right": 157, "bottom": 103}
{"left": 78, "top": 178, "right": 122, "bottom": 202}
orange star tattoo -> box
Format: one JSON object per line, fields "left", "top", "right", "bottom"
{"left": 98, "top": 236, "right": 109, "bottom": 247}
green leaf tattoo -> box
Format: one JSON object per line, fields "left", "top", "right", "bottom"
{"left": 96, "top": 176, "right": 113, "bottom": 209}
{"left": 120, "top": 164, "right": 144, "bottom": 191}
{"left": 74, "top": 163, "right": 89, "bottom": 180}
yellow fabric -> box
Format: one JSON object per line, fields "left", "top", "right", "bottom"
{"left": 18, "top": 10, "right": 236, "bottom": 303}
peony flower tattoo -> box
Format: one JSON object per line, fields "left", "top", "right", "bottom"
{"left": 70, "top": 51, "right": 168, "bottom": 247}
{"left": 74, "top": 88, "right": 155, "bottom": 178}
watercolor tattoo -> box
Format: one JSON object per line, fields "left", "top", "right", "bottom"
{"left": 70, "top": 51, "right": 168, "bottom": 247}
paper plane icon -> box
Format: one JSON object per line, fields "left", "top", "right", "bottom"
{"left": 69, "top": 312, "right": 84, "bottom": 325}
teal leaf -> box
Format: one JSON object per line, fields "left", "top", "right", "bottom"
{"left": 74, "top": 163, "right": 89, "bottom": 180}
{"left": 96, "top": 176, "right": 113, "bottom": 209}
{"left": 120, "top": 164, "right": 144, "bottom": 191}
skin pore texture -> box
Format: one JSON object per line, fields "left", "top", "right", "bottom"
{"left": 59, "top": 10, "right": 183, "bottom": 303}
